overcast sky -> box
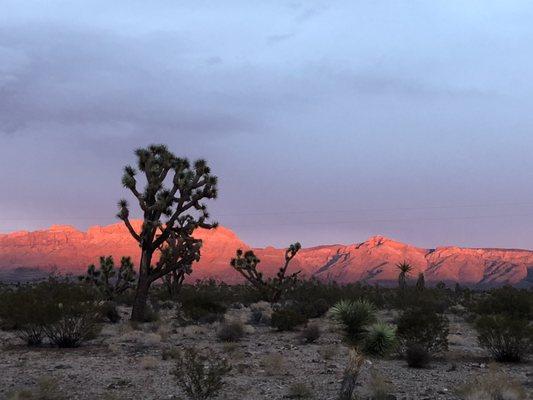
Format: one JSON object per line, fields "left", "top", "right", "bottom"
{"left": 2, "top": 1, "right": 533, "bottom": 249}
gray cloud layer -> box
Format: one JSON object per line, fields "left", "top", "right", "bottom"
{"left": 2, "top": 1, "right": 533, "bottom": 249}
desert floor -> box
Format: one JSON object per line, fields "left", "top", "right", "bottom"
{"left": 1, "top": 305, "right": 531, "bottom": 400}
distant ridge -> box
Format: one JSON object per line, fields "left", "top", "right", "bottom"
{"left": 0, "top": 222, "right": 532, "bottom": 287}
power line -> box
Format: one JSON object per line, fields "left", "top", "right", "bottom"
{"left": 2, "top": 201, "right": 533, "bottom": 221}
{"left": 228, "top": 212, "right": 533, "bottom": 228}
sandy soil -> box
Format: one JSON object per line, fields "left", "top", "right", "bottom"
{"left": 1, "top": 306, "right": 531, "bottom": 400}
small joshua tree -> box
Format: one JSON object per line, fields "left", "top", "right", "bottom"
{"left": 117, "top": 144, "right": 217, "bottom": 321}
{"left": 230, "top": 243, "right": 301, "bottom": 302}
{"left": 396, "top": 261, "right": 412, "bottom": 290}
{"left": 159, "top": 231, "right": 201, "bottom": 299}
{"left": 80, "top": 255, "right": 136, "bottom": 300}
{"left": 415, "top": 272, "right": 425, "bottom": 291}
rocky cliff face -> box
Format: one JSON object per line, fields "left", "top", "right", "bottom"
{"left": 0, "top": 223, "right": 531, "bottom": 287}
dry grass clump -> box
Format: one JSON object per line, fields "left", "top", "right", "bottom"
{"left": 7, "top": 376, "right": 65, "bottom": 400}
{"left": 300, "top": 323, "right": 321, "bottom": 344}
{"left": 260, "top": 353, "right": 285, "bottom": 375}
{"left": 287, "top": 382, "right": 314, "bottom": 398}
{"left": 216, "top": 320, "right": 245, "bottom": 342}
{"left": 368, "top": 369, "right": 394, "bottom": 400}
{"left": 457, "top": 365, "right": 527, "bottom": 400}
{"left": 318, "top": 344, "right": 339, "bottom": 361}
{"left": 140, "top": 355, "right": 159, "bottom": 370}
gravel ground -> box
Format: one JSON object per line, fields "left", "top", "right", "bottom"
{"left": 1, "top": 306, "right": 531, "bottom": 400}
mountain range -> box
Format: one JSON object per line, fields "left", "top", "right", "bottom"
{"left": 0, "top": 221, "right": 532, "bottom": 287}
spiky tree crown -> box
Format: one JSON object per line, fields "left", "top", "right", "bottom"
{"left": 117, "top": 144, "right": 218, "bottom": 283}
{"left": 230, "top": 243, "right": 302, "bottom": 302}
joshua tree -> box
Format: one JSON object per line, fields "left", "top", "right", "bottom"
{"left": 117, "top": 144, "right": 217, "bottom": 321}
{"left": 159, "top": 231, "right": 201, "bottom": 299}
{"left": 415, "top": 272, "right": 425, "bottom": 291}
{"left": 396, "top": 261, "right": 412, "bottom": 290}
{"left": 80, "top": 255, "right": 136, "bottom": 300}
{"left": 230, "top": 243, "right": 301, "bottom": 302}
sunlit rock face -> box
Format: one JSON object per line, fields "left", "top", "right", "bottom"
{"left": 0, "top": 223, "right": 531, "bottom": 287}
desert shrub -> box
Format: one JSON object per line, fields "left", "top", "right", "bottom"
{"left": 473, "top": 286, "right": 531, "bottom": 320}
{"left": 287, "top": 382, "right": 313, "bottom": 398}
{"left": 363, "top": 322, "right": 397, "bottom": 357}
{"left": 300, "top": 323, "right": 321, "bottom": 344}
{"left": 162, "top": 347, "right": 181, "bottom": 360}
{"left": 100, "top": 301, "right": 121, "bottom": 323}
{"left": 475, "top": 315, "right": 532, "bottom": 362}
{"left": 271, "top": 307, "right": 307, "bottom": 331}
{"left": 172, "top": 347, "right": 231, "bottom": 400}
{"left": 0, "top": 281, "right": 101, "bottom": 347}
{"left": 179, "top": 286, "right": 227, "bottom": 324}
{"left": 292, "top": 298, "right": 330, "bottom": 319}
{"left": 0, "top": 286, "right": 49, "bottom": 345}
{"left": 395, "top": 287, "right": 450, "bottom": 314}
{"left": 405, "top": 342, "right": 430, "bottom": 368}
{"left": 396, "top": 307, "right": 448, "bottom": 356}
{"left": 457, "top": 365, "right": 527, "bottom": 399}
{"left": 331, "top": 299, "right": 377, "bottom": 343}
{"left": 217, "top": 321, "right": 245, "bottom": 342}
{"left": 139, "top": 304, "right": 160, "bottom": 323}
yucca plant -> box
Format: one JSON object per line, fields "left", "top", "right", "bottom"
{"left": 331, "top": 299, "right": 377, "bottom": 343}
{"left": 363, "top": 322, "right": 397, "bottom": 356}
{"left": 396, "top": 261, "right": 412, "bottom": 290}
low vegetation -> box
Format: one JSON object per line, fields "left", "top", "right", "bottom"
{"left": 330, "top": 299, "right": 377, "bottom": 344}
{"left": 172, "top": 347, "right": 231, "bottom": 400}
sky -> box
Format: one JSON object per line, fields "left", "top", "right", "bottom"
{"left": 2, "top": 1, "right": 533, "bottom": 249}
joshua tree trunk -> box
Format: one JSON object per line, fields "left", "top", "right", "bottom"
{"left": 131, "top": 250, "right": 153, "bottom": 321}
{"left": 338, "top": 349, "right": 364, "bottom": 400}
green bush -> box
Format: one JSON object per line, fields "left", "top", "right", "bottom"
{"left": 0, "top": 286, "right": 49, "bottom": 345}
{"left": 179, "top": 285, "right": 227, "bottom": 324}
{"left": 396, "top": 307, "right": 448, "bottom": 356}
{"left": 475, "top": 315, "right": 532, "bottom": 362}
{"left": 330, "top": 299, "right": 377, "bottom": 343}
{"left": 41, "top": 282, "right": 102, "bottom": 347}
{"left": 474, "top": 286, "right": 532, "bottom": 320}
{"left": 271, "top": 308, "right": 307, "bottom": 331}
{"left": 363, "top": 322, "right": 397, "bottom": 357}
{"left": 217, "top": 321, "right": 245, "bottom": 342}
{"left": 172, "top": 347, "right": 231, "bottom": 400}
{"left": 293, "top": 298, "right": 330, "bottom": 319}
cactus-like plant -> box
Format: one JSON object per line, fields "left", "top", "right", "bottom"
{"left": 330, "top": 299, "right": 377, "bottom": 343}
{"left": 117, "top": 144, "right": 217, "bottom": 321}
{"left": 415, "top": 272, "right": 425, "bottom": 291}
{"left": 363, "top": 322, "right": 397, "bottom": 356}
{"left": 230, "top": 243, "right": 301, "bottom": 302}
{"left": 80, "top": 255, "right": 136, "bottom": 300}
{"left": 396, "top": 261, "right": 412, "bottom": 290}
